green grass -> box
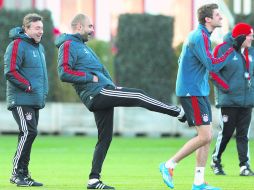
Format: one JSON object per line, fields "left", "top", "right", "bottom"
{"left": 0, "top": 136, "right": 253, "bottom": 190}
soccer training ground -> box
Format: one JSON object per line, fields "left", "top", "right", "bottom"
{"left": 0, "top": 136, "right": 253, "bottom": 190}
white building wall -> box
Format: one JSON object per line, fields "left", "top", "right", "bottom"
{"left": 36, "top": 0, "right": 61, "bottom": 28}
{"left": 145, "top": 0, "right": 173, "bottom": 15}
{"left": 1, "top": 102, "right": 254, "bottom": 139}
{"left": 243, "top": 0, "right": 251, "bottom": 15}
{"left": 95, "top": 0, "right": 111, "bottom": 41}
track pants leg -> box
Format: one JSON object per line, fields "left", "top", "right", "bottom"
{"left": 11, "top": 106, "right": 39, "bottom": 175}
{"left": 235, "top": 108, "right": 252, "bottom": 167}
{"left": 212, "top": 107, "right": 236, "bottom": 162}
{"left": 90, "top": 86, "right": 180, "bottom": 117}
{"left": 89, "top": 108, "right": 114, "bottom": 179}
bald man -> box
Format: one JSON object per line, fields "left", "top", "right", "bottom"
{"left": 55, "top": 14, "right": 186, "bottom": 189}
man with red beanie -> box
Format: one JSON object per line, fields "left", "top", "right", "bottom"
{"left": 210, "top": 22, "right": 254, "bottom": 176}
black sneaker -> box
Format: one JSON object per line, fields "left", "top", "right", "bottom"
{"left": 25, "top": 174, "right": 43, "bottom": 186}
{"left": 10, "top": 174, "right": 43, "bottom": 186}
{"left": 211, "top": 161, "right": 226, "bottom": 175}
{"left": 87, "top": 181, "right": 115, "bottom": 189}
{"left": 240, "top": 166, "right": 254, "bottom": 176}
{"left": 10, "top": 174, "right": 29, "bottom": 187}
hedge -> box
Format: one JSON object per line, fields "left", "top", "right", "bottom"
{"left": 114, "top": 14, "right": 177, "bottom": 102}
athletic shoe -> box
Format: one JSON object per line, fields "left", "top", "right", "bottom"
{"left": 159, "top": 162, "right": 174, "bottom": 189}
{"left": 87, "top": 181, "right": 115, "bottom": 189}
{"left": 240, "top": 166, "right": 254, "bottom": 176}
{"left": 210, "top": 160, "right": 226, "bottom": 175}
{"left": 10, "top": 174, "right": 43, "bottom": 186}
{"left": 192, "top": 183, "right": 221, "bottom": 190}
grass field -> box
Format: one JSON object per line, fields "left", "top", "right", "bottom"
{"left": 0, "top": 135, "right": 253, "bottom": 190}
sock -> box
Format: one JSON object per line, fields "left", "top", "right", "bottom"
{"left": 194, "top": 167, "right": 205, "bottom": 186}
{"left": 165, "top": 159, "right": 177, "bottom": 169}
{"left": 88, "top": 178, "right": 99, "bottom": 185}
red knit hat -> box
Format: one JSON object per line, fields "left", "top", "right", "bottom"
{"left": 232, "top": 22, "right": 253, "bottom": 38}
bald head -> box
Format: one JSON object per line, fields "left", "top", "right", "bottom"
{"left": 70, "top": 14, "right": 94, "bottom": 41}
{"left": 71, "top": 14, "right": 87, "bottom": 31}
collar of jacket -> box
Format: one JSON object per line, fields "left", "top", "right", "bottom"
{"left": 72, "top": 33, "right": 87, "bottom": 43}
{"left": 198, "top": 24, "right": 212, "bottom": 37}
{"left": 22, "top": 36, "right": 40, "bottom": 47}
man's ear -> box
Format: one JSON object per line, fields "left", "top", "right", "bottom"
{"left": 205, "top": 17, "right": 212, "bottom": 23}
{"left": 76, "top": 22, "right": 82, "bottom": 31}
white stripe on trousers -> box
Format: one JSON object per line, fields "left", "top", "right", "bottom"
{"left": 247, "top": 126, "right": 251, "bottom": 164}
{"left": 100, "top": 88, "right": 180, "bottom": 112}
{"left": 12, "top": 106, "right": 28, "bottom": 175}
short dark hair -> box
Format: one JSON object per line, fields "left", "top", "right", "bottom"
{"left": 197, "top": 3, "right": 218, "bottom": 25}
{"left": 23, "top": 13, "right": 43, "bottom": 29}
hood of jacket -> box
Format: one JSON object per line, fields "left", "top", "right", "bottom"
{"left": 223, "top": 32, "right": 234, "bottom": 45}
{"left": 55, "top": 33, "right": 85, "bottom": 48}
{"left": 9, "top": 27, "right": 38, "bottom": 45}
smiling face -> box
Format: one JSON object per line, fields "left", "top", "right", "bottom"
{"left": 22, "top": 13, "right": 43, "bottom": 43}
{"left": 71, "top": 14, "right": 95, "bottom": 42}
{"left": 79, "top": 17, "right": 94, "bottom": 41}
{"left": 24, "top": 20, "right": 43, "bottom": 43}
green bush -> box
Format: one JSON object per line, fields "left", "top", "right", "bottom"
{"left": 235, "top": 14, "right": 254, "bottom": 28}
{"left": 114, "top": 14, "right": 175, "bottom": 102}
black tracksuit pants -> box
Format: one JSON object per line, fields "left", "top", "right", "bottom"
{"left": 11, "top": 106, "right": 39, "bottom": 175}
{"left": 88, "top": 86, "right": 181, "bottom": 179}
{"left": 212, "top": 107, "right": 252, "bottom": 167}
